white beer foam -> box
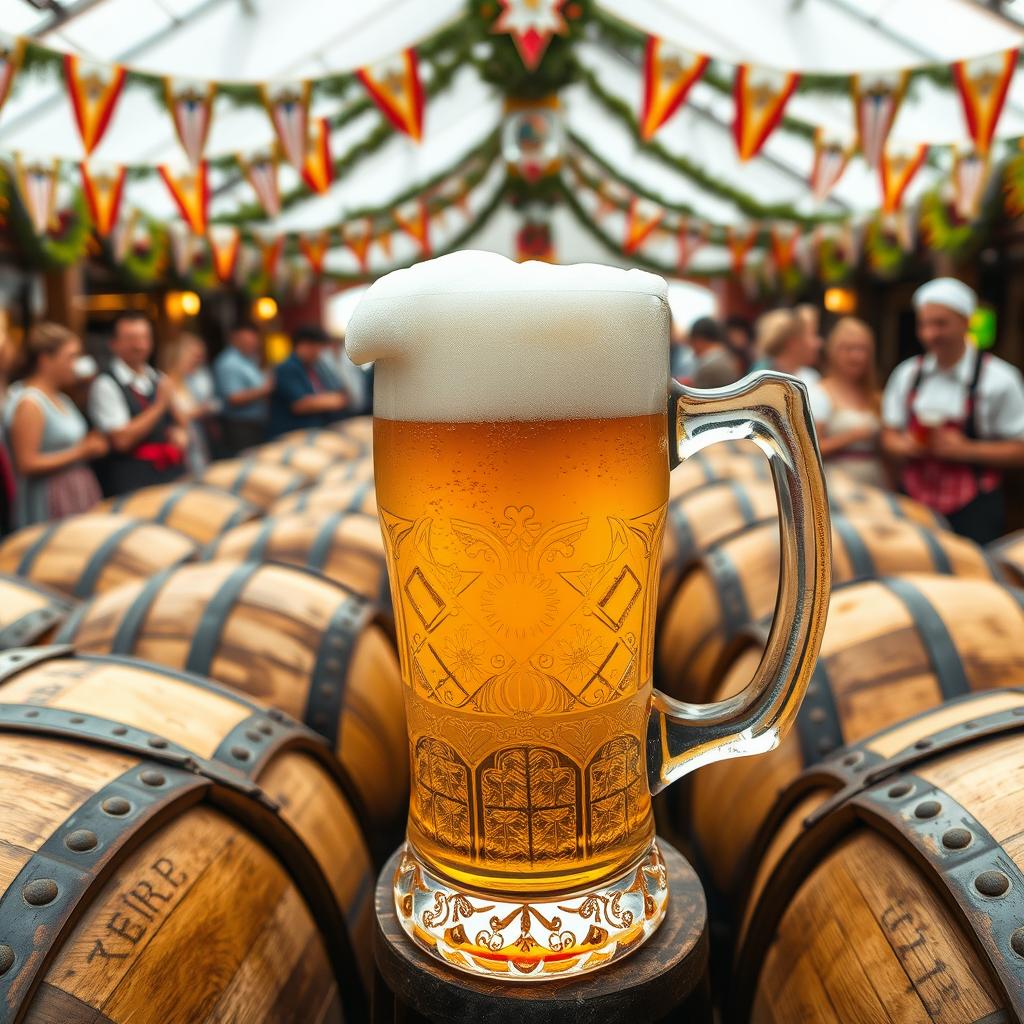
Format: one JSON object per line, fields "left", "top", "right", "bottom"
{"left": 345, "top": 250, "right": 669, "bottom": 422}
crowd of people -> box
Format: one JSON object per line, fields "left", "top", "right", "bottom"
{"left": 672, "top": 277, "right": 1024, "bottom": 545}
{"left": 0, "top": 313, "right": 371, "bottom": 533}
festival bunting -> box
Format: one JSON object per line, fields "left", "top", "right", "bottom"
{"left": 168, "top": 221, "right": 198, "bottom": 276}
{"left": 726, "top": 225, "right": 759, "bottom": 274}
{"left": 261, "top": 80, "right": 311, "bottom": 170}
{"left": 376, "top": 227, "right": 392, "bottom": 260}
{"left": 951, "top": 147, "right": 990, "bottom": 221}
{"left": 233, "top": 243, "right": 259, "bottom": 286}
{"left": 342, "top": 220, "right": 374, "bottom": 272}
{"left": 639, "top": 37, "right": 709, "bottom": 140}
{"left": 63, "top": 55, "right": 126, "bottom": 155}
{"left": 852, "top": 71, "right": 908, "bottom": 169}
{"left": 623, "top": 196, "right": 664, "bottom": 253}
{"left": 0, "top": 35, "right": 25, "bottom": 115}
{"left": 165, "top": 79, "right": 216, "bottom": 166}
{"left": 260, "top": 236, "right": 284, "bottom": 281}
{"left": 676, "top": 219, "right": 708, "bottom": 272}
{"left": 810, "top": 128, "right": 852, "bottom": 204}
{"left": 300, "top": 118, "right": 334, "bottom": 194}
{"left": 298, "top": 231, "right": 332, "bottom": 274}
{"left": 79, "top": 162, "right": 126, "bottom": 236}
{"left": 952, "top": 50, "right": 1017, "bottom": 156}
{"left": 13, "top": 155, "right": 59, "bottom": 235}
{"left": 733, "top": 65, "right": 799, "bottom": 161}
{"left": 880, "top": 144, "right": 929, "bottom": 214}
{"left": 770, "top": 223, "right": 801, "bottom": 272}
{"left": 208, "top": 224, "right": 241, "bottom": 282}
{"left": 493, "top": 0, "right": 568, "bottom": 71}
{"left": 238, "top": 151, "right": 280, "bottom": 218}
{"left": 158, "top": 162, "right": 210, "bottom": 235}
{"left": 394, "top": 199, "right": 431, "bottom": 256}
{"left": 357, "top": 50, "right": 424, "bottom": 142}
{"left": 113, "top": 208, "right": 139, "bottom": 263}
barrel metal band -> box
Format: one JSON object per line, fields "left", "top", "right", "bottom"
{"left": 832, "top": 516, "right": 876, "bottom": 579}
{"left": 914, "top": 522, "right": 953, "bottom": 575}
{"left": 223, "top": 497, "right": 258, "bottom": 532}
{"left": 308, "top": 511, "right": 345, "bottom": 572}
{"left": 75, "top": 521, "right": 146, "bottom": 599}
{"left": 15, "top": 520, "right": 62, "bottom": 577}
{"left": 665, "top": 501, "right": 695, "bottom": 570}
{"left": 707, "top": 545, "right": 749, "bottom": 639}
{"left": 153, "top": 485, "right": 191, "bottom": 526}
{"left": 346, "top": 479, "right": 373, "bottom": 514}
{"left": 729, "top": 479, "right": 757, "bottom": 524}
{"left": 229, "top": 459, "right": 255, "bottom": 496}
{"left": 108, "top": 567, "right": 176, "bottom": 654}
{"left": 794, "top": 661, "right": 844, "bottom": 763}
{"left": 245, "top": 516, "right": 278, "bottom": 563}
{"left": 184, "top": 561, "right": 261, "bottom": 677}
{"left": 0, "top": 606, "right": 68, "bottom": 651}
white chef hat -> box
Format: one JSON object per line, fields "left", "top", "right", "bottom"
{"left": 913, "top": 278, "right": 977, "bottom": 319}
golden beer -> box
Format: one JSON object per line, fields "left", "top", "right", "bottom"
{"left": 348, "top": 251, "right": 831, "bottom": 980}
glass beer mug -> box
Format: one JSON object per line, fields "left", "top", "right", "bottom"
{"left": 347, "top": 252, "right": 831, "bottom": 980}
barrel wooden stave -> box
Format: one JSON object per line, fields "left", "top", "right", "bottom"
{"left": 690, "top": 574, "right": 1024, "bottom": 899}
{"left": 0, "top": 574, "right": 74, "bottom": 649}
{"left": 989, "top": 528, "right": 1024, "bottom": 587}
{"left": 327, "top": 417, "right": 373, "bottom": 446}
{"left": 249, "top": 442, "right": 341, "bottom": 482}
{"left": 206, "top": 511, "right": 388, "bottom": 603}
{"left": 58, "top": 561, "right": 407, "bottom": 830}
{"left": 276, "top": 427, "right": 366, "bottom": 458}
{"left": 0, "top": 515, "right": 197, "bottom": 600}
{"left": 99, "top": 483, "right": 260, "bottom": 545}
{"left": 198, "top": 459, "right": 306, "bottom": 511}
{"left": 270, "top": 478, "right": 377, "bottom": 519}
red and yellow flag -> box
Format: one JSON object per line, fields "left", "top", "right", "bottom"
{"left": 165, "top": 78, "right": 216, "bottom": 166}
{"left": 63, "top": 54, "right": 126, "bottom": 155}
{"left": 357, "top": 49, "right": 424, "bottom": 142}
{"left": 238, "top": 151, "right": 280, "bottom": 218}
{"left": 158, "top": 162, "right": 210, "bottom": 235}
{"left": 79, "top": 162, "right": 126, "bottom": 236}
{"left": 770, "top": 223, "right": 801, "bottom": 272}
{"left": 376, "top": 227, "right": 392, "bottom": 261}
{"left": 640, "top": 37, "right": 708, "bottom": 141}
{"left": 880, "top": 144, "right": 929, "bottom": 214}
{"left": 300, "top": 118, "right": 333, "bottom": 194}
{"left": 852, "top": 71, "right": 908, "bottom": 169}
{"left": 951, "top": 147, "right": 990, "bottom": 221}
{"left": 299, "top": 231, "right": 332, "bottom": 274}
{"left": 726, "top": 225, "right": 759, "bottom": 275}
{"left": 168, "top": 221, "right": 197, "bottom": 276}
{"left": 733, "top": 65, "right": 799, "bottom": 162}
{"left": 623, "top": 197, "right": 664, "bottom": 253}
{"left": 14, "top": 155, "right": 59, "bottom": 235}
{"left": 676, "top": 218, "right": 708, "bottom": 273}
{"left": 260, "top": 236, "right": 284, "bottom": 281}
{"left": 343, "top": 220, "right": 373, "bottom": 273}
{"left": 394, "top": 200, "right": 431, "bottom": 256}
{"left": 953, "top": 50, "right": 1017, "bottom": 156}
{"left": 261, "top": 81, "right": 311, "bottom": 170}
{"left": 810, "top": 128, "right": 852, "bottom": 204}
{"left": 0, "top": 35, "right": 25, "bottom": 115}
{"left": 493, "top": 0, "right": 568, "bottom": 71}
{"left": 207, "top": 224, "right": 240, "bottom": 283}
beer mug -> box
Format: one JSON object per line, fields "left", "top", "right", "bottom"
{"left": 347, "top": 253, "right": 830, "bottom": 980}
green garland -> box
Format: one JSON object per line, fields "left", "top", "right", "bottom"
{"left": 817, "top": 235, "right": 855, "bottom": 285}
{"left": 1, "top": 164, "right": 92, "bottom": 270}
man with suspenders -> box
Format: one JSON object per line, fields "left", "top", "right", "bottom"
{"left": 881, "top": 278, "right": 1024, "bottom": 544}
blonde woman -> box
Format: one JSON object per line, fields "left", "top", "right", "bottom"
{"left": 753, "top": 308, "right": 822, "bottom": 384}
{"left": 811, "top": 317, "right": 888, "bottom": 488}
{"left": 160, "top": 333, "right": 211, "bottom": 474}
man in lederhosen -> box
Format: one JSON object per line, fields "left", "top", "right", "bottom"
{"left": 881, "top": 278, "right": 1024, "bottom": 544}
{"left": 88, "top": 311, "right": 188, "bottom": 497}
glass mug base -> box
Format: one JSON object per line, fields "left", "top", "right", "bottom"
{"left": 392, "top": 838, "right": 670, "bottom": 981}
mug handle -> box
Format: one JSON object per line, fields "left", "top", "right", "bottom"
{"left": 647, "top": 371, "right": 832, "bottom": 794}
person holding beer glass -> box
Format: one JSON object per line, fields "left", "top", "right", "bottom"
{"left": 881, "top": 278, "right": 1024, "bottom": 544}
{"left": 346, "top": 251, "right": 831, "bottom": 981}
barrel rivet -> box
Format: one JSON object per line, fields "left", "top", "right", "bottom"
{"left": 975, "top": 871, "right": 1011, "bottom": 898}
{"left": 101, "top": 797, "right": 131, "bottom": 817}
{"left": 817, "top": 738, "right": 835, "bottom": 755}
{"left": 914, "top": 800, "right": 941, "bottom": 819}
{"left": 111, "top": 726, "right": 128, "bottom": 736}
{"left": 65, "top": 829, "right": 98, "bottom": 853}
{"left": 23, "top": 709, "right": 38, "bottom": 719}
{"left": 140, "top": 770, "right": 166, "bottom": 787}
{"left": 0, "top": 944, "right": 14, "bottom": 975}
{"left": 842, "top": 752, "right": 862, "bottom": 767}
{"left": 914, "top": 739, "right": 933, "bottom": 750}
{"left": 147, "top": 737, "right": 168, "bottom": 750}
{"left": 69, "top": 716, "right": 85, "bottom": 725}
{"left": 1011, "top": 928, "right": 1024, "bottom": 957}
{"left": 887, "top": 783, "right": 912, "bottom": 799}
{"left": 255, "top": 720, "right": 273, "bottom": 735}
{"left": 808, "top": 707, "right": 826, "bottom": 724}
{"left": 941, "top": 828, "right": 972, "bottom": 851}
{"left": 23, "top": 879, "right": 58, "bottom": 907}
{"left": 230, "top": 746, "right": 251, "bottom": 762}
{"left": 268, "top": 709, "right": 286, "bottom": 723}
{"left": 244, "top": 729, "right": 263, "bottom": 743}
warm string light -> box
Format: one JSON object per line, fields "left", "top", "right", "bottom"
{"left": 253, "top": 296, "right": 278, "bottom": 321}
{"left": 165, "top": 290, "right": 201, "bottom": 319}
{"left": 823, "top": 287, "right": 856, "bottom": 314}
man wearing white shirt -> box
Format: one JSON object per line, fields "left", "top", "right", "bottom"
{"left": 881, "top": 278, "right": 1024, "bottom": 543}
{"left": 87, "top": 311, "right": 188, "bottom": 496}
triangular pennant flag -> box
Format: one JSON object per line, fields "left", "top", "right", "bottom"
{"left": 852, "top": 71, "right": 909, "bottom": 169}
{"left": 733, "top": 65, "right": 799, "bottom": 161}
{"left": 260, "top": 236, "right": 284, "bottom": 281}
{"left": 640, "top": 37, "right": 709, "bottom": 141}
{"left": 208, "top": 224, "right": 241, "bottom": 282}
{"left": 168, "top": 221, "right": 198, "bottom": 276}
{"left": 951, "top": 147, "right": 991, "bottom": 221}
{"left": 343, "top": 219, "right": 373, "bottom": 272}
{"left": 394, "top": 200, "right": 431, "bottom": 256}
{"left": 840, "top": 221, "right": 864, "bottom": 265}
{"left": 158, "top": 163, "right": 210, "bottom": 235}
{"left": 113, "top": 207, "right": 139, "bottom": 263}
{"left": 493, "top": 0, "right": 568, "bottom": 71}
{"left": 953, "top": 50, "right": 1017, "bottom": 157}
{"left": 233, "top": 243, "right": 259, "bottom": 286}
{"left": 623, "top": 197, "right": 664, "bottom": 253}
{"left": 880, "top": 144, "right": 929, "bottom": 214}
{"left": 300, "top": 118, "right": 333, "bottom": 195}
{"left": 356, "top": 49, "right": 424, "bottom": 141}
{"left": 376, "top": 226, "right": 392, "bottom": 260}
{"left": 260, "top": 80, "right": 311, "bottom": 170}
{"left": 79, "top": 162, "right": 126, "bottom": 237}
{"left": 63, "top": 54, "right": 126, "bottom": 155}
{"left": 770, "top": 223, "right": 801, "bottom": 272}
{"left": 676, "top": 218, "right": 708, "bottom": 272}
{"left": 14, "top": 155, "right": 59, "bottom": 235}
{"left": 298, "top": 231, "right": 332, "bottom": 274}
{"left": 810, "top": 128, "right": 853, "bottom": 204}
{"left": 165, "top": 78, "right": 216, "bottom": 166}
{"left": 238, "top": 151, "right": 280, "bottom": 218}
{"left": 0, "top": 35, "right": 25, "bottom": 115}
{"left": 726, "top": 225, "right": 759, "bottom": 275}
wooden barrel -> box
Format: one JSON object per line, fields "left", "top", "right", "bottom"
{"left": 0, "top": 646, "right": 372, "bottom": 1019}
{"left": 99, "top": 483, "right": 260, "bottom": 545}
{"left": 198, "top": 458, "right": 306, "bottom": 511}
{"left": 0, "top": 574, "right": 74, "bottom": 648}
{"left": 691, "top": 573, "right": 1024, "bottom": 900}
{"left": 276, "top": 427, "right": 367, "bottom": 458}
{"left": 271, "top": 478, "right": 378, "bottom": 519}
{"left": 56, "top": 561, "right": 407, "bottom": 829}
{"left": 320, "top": 457, "right": 375, "bottom": 486}
{"left": 249, "top": 441, "right": 341, "bottom": 482}
{"left": 668, "top": 451, "right": 771, "bottom": 501}
{"left": 825, "top": 478, "right": 946, "bottom": 529}
{"left": 730, "top": 687, "right": 1024, "bottom": 1023}
{"left": 328, "top": 416, "right": 374, "bottom": 446}
{"left": 205, "top": 511, "right": 389, "bottom": 604}
{"left": 656, "top": 515, "right": 997, "bottom": 701}
{"left": 989, "top": 529, "right": 1024, "bottom": 587}
{"left": 0, "top": 514, "right": 197, "bottom": 600}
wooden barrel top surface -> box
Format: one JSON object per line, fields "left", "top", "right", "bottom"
{"left": 0, "top": 574, "right": 74, "bottom": 649}
{"left": 198, "top": 459, "right": 307, "bottom": 511}
{"left": 270, "top": 478, "right": 377, "bottom": 519}
{"left": 275, "top": 428, "right": 367, "bottom": 458}
{"left": 249, "top": 442, "right": 342, "bottom": 482}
